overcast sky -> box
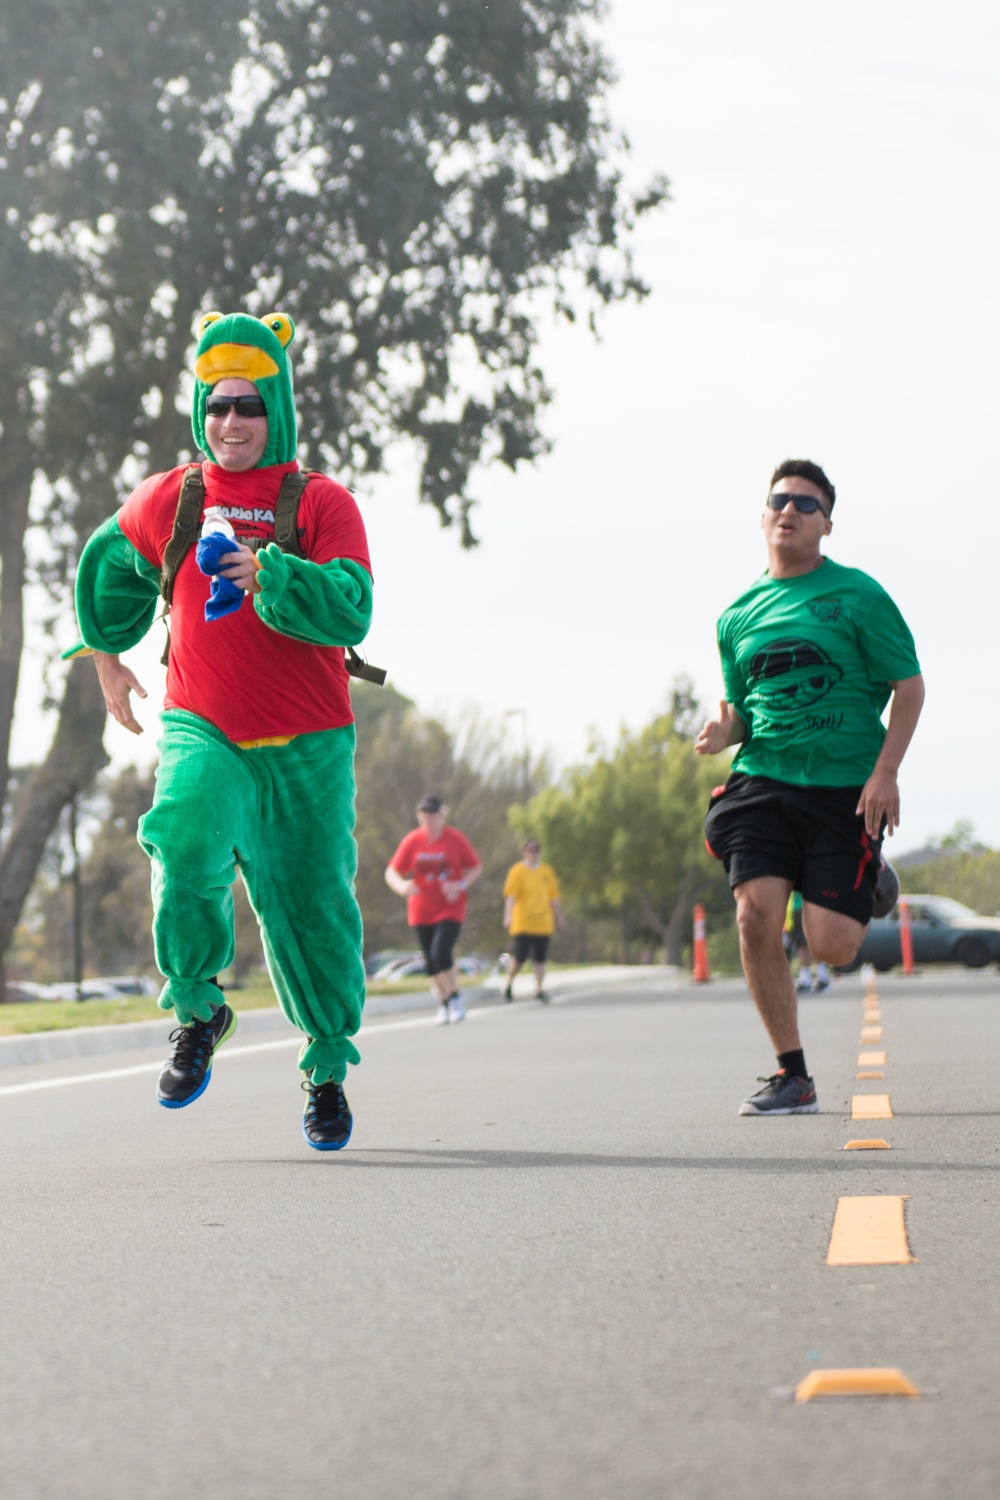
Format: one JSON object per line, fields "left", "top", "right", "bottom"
{"left": 19, "top": 0, "right": 1000, "bottom": 854}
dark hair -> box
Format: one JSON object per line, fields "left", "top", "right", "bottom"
{"left": 769, "top": 458, "right": 836, "bottom": 512}
{"left": 417, "top": 793, "right": 443, "bottom": 813}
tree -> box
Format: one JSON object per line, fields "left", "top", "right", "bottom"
{"left": 900, "top": 845, "right": 1000, "bottom": 918}
{"left": 515, "top": 700, "right": 732, "bottom": 965}
{"left": 0, "top": 0, "right": 666, "bottom": 969}
{"left": 19, "top": 762, "right": 268, "bottom": 982}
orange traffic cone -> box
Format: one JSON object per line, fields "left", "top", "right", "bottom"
{"left": 693, "top": 903, "right": 710, "bottom": 983}
{"left": 899, "top": 897, "right": 915, "bottom": 976}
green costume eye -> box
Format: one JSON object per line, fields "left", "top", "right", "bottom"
{"left": 261, "top": 313, "right": 294, "bottom": 347}
{"left": 198, "top": 311, "right": 224, "bottom": 336}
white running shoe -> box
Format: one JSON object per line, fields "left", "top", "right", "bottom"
{"left": 434, "top": 1003, "right": 450, "bottom": 1026}
{"left": 448, "top": 993, "right": 466, "bottom": 1023}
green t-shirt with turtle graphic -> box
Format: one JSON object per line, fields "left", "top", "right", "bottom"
{"left": 717, "top": 557, "right": 920, "bottom": 788}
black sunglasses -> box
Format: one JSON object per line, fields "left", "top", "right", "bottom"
{"left": 766, "top": 491, "right": 829, "bottom": 518}
{"left": 205, "top": 394, "right": 268, "bottom": 419}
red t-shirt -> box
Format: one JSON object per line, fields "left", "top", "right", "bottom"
{"left": 389, "top": 826, "right": 480, "bottom": 925}
{"left": 118, "top": 461, "right": 371, "bottom": 743}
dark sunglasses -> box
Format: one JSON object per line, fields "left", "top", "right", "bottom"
{"left": 205, "top": 394, "right": 268, "bottom": 419}
{"left": 766, "top": 491, "right": 829, "bottom": 518}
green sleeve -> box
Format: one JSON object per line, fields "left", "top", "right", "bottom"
{"left": 70, "top": 515, "right": 161, "bottom": 655}
{"left": 856, "top": 589, "right": 921, "bottom": 684}
{"left": 252, "top": 544, "right": 372, "bottom": 647}
{"left": 718, "top": 622, "right": 747, "bottom": 719}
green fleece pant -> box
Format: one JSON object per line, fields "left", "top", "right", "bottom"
{"left": 138, "top": 710, "right": 364, "bottom": 1084}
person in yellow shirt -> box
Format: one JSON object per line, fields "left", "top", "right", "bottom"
{"left": 502, "top": 839, "right": 565, "bottom": 1002}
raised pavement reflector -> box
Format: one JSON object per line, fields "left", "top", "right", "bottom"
{"left": 826, "top": 1195, "right": 913, "bottom": 1265}
{"left": 795, "top": 1368, "right": 921, "bottom": 1401}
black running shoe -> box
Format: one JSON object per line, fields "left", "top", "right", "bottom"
{"left": 157, "top": 1003, "right": 237, "bottom": 1109}
{"left": 302, "top": 1074, "right": 353, "bottom": 1151}
{"left": 872, "top": 858, "right": 899, "bottom": 919}
{"left": 535, "top": 990, "right": 550, "bottom": 1003}
{"left": 502, "top": 984, "right": 513, "bottom": 1002}
{"left": 738, "top": 1071, "right": 819, "bottom": 1116}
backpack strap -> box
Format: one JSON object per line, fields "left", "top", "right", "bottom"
{"left": 160, "top": 464, "right": 205, "bottom": 605}
{"left": 273, "top": 470, "right": 386, "bottom": 686}
{"left": 273, "top": 469, "right": 311, "bottom": 556}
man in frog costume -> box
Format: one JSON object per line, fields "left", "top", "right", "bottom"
{"left": 65, "top": 310, "right": 372, "bottom": 1150}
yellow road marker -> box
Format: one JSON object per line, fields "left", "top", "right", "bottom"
{"left": 858, "top": 1051, "right": 886, "bottom": 1066}
{"left": 795, "top": 1368, "right": 920, "bottom": 1401}
{"left": 860, "top": 1026, "right": 883, "bottom": 1041}
{"left": 826, "top": 1195, "right": 912, "bottom": 1264}
{"left": 844, "top": 1139, "right": 891, "bottom": 1150}
{"left": 853, "top": 1094, "right": 893, "bottom": 1119}
{"left": 864, "top": 1008, "right": 882, "bottom": 1021}
{"left": 856, "top": 1071, "right": 885, "bottom": 1079}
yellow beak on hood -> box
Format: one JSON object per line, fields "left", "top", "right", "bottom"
{"left": 194, "top": 342, "right": 280, "bottom": 385}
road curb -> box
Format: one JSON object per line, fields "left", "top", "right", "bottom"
{"left": 0, "top": 987, "right": 464, "bottom": 1072}
{"left": 0, "top": 966, "right": 678, "bottom": 1071}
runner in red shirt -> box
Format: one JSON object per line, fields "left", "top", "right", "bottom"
{"left": 385, "top": 795, "right": 482, "bottom": 1024}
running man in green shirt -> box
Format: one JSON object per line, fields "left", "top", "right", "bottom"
{"left": 697, "top": 459, "right": 924, "bottom": 1116}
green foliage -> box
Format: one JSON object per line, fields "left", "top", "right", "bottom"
{"left": 0, "top": 1, "right": 665, "bottom": 966}
{"left": 927, "top": 819, "right": 981, "bottom": 854}
{"left": 513, "top": 697, "right": 734, "bottom": 964}
{"left": 3, "top": 0, "right": 666, "bottom": 562}
{"left": 14, "top": 764, "right": 267, "bottom": 982}
{"left": 900, "top": 847, "right": 1000, "bottom": 918}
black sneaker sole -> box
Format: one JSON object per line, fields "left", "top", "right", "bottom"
{"left": 157, "top": 1007, "right": 238, "bottom": 1109}
{"left": 301, "top": 1117, "right": 354, "bottom": 1152}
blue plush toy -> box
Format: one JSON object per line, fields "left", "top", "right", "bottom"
{"left": 196, "top": 511, "right": 244, "bottom": 621}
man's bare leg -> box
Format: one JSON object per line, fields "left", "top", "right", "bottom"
{"left": 734, "top": 875, "right": 798, "bottom": 1052}
{"left": 430, "top": 971, "right": 451, "bottom": 1003}
{"left": 801, "top": 904, "right": 867, "bottom": 968}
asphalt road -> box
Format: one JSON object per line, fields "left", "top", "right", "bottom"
{"left": 1, "top": 968, "right": 999, "bottom": 1499}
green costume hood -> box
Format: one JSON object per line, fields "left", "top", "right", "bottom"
{"left": 192, "top": 311, "right": 297, "bottom": 467}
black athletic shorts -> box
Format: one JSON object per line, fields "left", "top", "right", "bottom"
{"left": 414, "top": 919, "right": 462, "bottom": 975}
{"left": 704, "top": 773, "right": 883, "bottom": 925}
{"left": 512, "top": 933, "right": 550, "bottom": 964}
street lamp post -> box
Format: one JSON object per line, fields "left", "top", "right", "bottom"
{"left": 68, "top": 793, "right": 83, "bottom": 1003}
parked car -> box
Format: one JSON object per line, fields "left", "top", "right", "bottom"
{"left": 369, "top": 953, "right": 491, "bottom": 983}
{"left": 45, "top": 975, "right": 159, "bottom": 1002}
{"left": 845, "top": 895, "right": 1000, "bottom": 972}
{"left": 365, "top": 950, "right": 414, "bottom": 978}
{"left": 370, "top": 952, "right": 424, "bottom": 982}
{"left": 1, "top": 981, "right": 57, "bottom": 1004}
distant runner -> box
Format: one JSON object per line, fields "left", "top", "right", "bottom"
{"left": 785, "top": 891, "right": 830, "bottom": 994}
{"left": 697, "top": 458, "right": 924, "bottom": 1116}
{"left": 385, "top": 796, "right": 482, "bottom": 1025}
{"left": 502, "top": 839, "right": 565, "bottom": 1002}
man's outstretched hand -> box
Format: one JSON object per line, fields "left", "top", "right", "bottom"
{"left": 94, "top": 652, "right": 147, "bottom": 736}
{"left": 695, "top": 700, "right": 745, "bottom": 757}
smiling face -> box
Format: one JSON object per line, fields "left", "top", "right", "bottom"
{"left": 204, "top": 378, "right": 269, "bottom": 472}
{"left": 761, "top": 474, "right": 832, "bottom": 576}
